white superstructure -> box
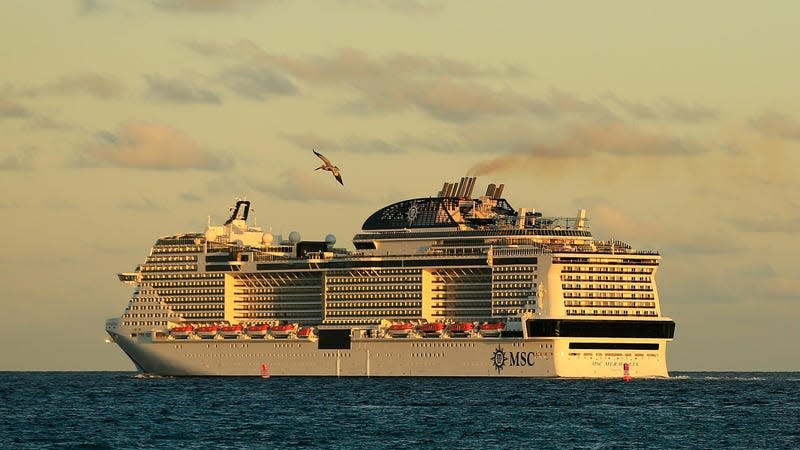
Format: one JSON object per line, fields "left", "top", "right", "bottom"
{"left": 106, "top": 177, "right": 675, "bottom": 378}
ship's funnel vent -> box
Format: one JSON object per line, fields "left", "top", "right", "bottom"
{"left": 464, "top": 177, "right": 476, "bottom": 198}
{"left": 455, "top": 177, "right": 467, "bottom": 198}
{"left": 437, "top": 177, "right": 478, "bottom": 198}
{"left": 493, "top": 184, "right": 504, "bottom": 199}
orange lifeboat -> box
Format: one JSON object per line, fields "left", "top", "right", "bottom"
{"left": 195, "top": 325, "right": 219, "bottom": 339}
{"left": 297, "top": 327, "right": 316, "bottom": 339}
{"left": 478, "top": 322, "right": 505, "bottom": 338}
{"left": 447, "top": 322, "right": 474, "bottom": 337}
{"left": 170, "top": 325, "right": 194, "bottom": 339}
{"left": 270, "top": 323, "right": 297, "bottom": 338}
{"left": 246, "top": 324, "right": 270, "bottom": 338}
{"left": 417, "top": 322, "right": 445, "bottom": 337}
{"left": 387, "top": 323, "right": 414, "bottom": 338}
{"left": 220, "top": 324, "right": 243, "bottom": 339}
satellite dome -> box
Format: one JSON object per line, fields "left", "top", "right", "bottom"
{"left": 325, "top": 234, "right": 337, "bottom": 245}
{"left": 204, "top": 229, "right": 218, "bottom": 242}
{"left": 288, "top": 231, "right": 301, "bottom": 244}
{"left": 261, "top": 232, "right": 274, "bottom": 245}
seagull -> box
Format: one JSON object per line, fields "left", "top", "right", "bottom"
{"left": 313, "top": 150, "right": 343, "bottom": 185}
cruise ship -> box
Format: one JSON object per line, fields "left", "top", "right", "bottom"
{"left": 105, "top": 177, "right": 676, "bottom": 377}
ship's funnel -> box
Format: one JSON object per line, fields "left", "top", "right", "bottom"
{"left": 438, "top": 182, "right": 448, "bottom": 197}
{"left": 493, "top": 184, "right": 504, "bottom": 199}
{"left": 485, "top": 183, "right": 496, "bottom": 197}
{"left": 464, "top": 177, "right": 476, "bottom": 198}
{"left": 455, "top": 177, "right": 467, "bottom": 198}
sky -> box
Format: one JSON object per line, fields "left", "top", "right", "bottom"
{"left": 1, "top": 0, "right": 799, "bottom": 371}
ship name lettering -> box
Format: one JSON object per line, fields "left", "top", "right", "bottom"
{"left": 509, "top": 351, "right": 536, "bottom": 367}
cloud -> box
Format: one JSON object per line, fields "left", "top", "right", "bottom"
{"left": 337, "top": 0, "right": 445, "bottom": 14}
{"left": 184, "top": 43, "right": 721, "bottom": 125}
{"left": 150, "top": 0, "right": 271, "bottom": 13}
{"left": 268, "top": 50, "right": 618, "bottom": 121}
{"left": 0, "top": 98, "right": 30, "bottom": 119}
{"left": 727, "top": 214, "right": 800, "bottom": 234}
{"left": 218, "top": 64, "right": 299, "bottom": 100}
{"left": 82, "top": 120, "right": 232, "bottom": 170}
{"left": 334, "top": 78, "right": 543, "bottom": 121}
{"left": 467, "top": 122, "right": 706, "bottom": 176}
{"left": 247, "top": 49, "right": 540, "bottom": 120}
{"left": 155, "top": 0, "right": 444, "bottom": 14}
{"left": 144, "top": 74, "right": 221, "bottom": 104}
{"left": 281, "top": 132, "right": 406, "bottom": 154}
{"left": 661, "top": 100, "right": 719, "bottom": 122}
{"left": 185, "top": 43, "right": 522, "bottom": 78}
{"left": 749, "top": 111, "right": 800, "bottom": 141}
{"left": 76, "top": 0, "right": 110, "bottom": 14}
{"left": 0, "top": 152, "right": 34, "bottom": 171}
{"left": 548, "top": 89, "right": 616, "bottom": 121}
{"left": 281, "top": 130, "right": 472, "bottom": 154}
{"left": 605, "top": 94, "right": 719, "bottom": 122}
{"left": 117, "top": 197, "right": 164, "bottom": 211}
{"left": 179, "top": 192, "right": 203, "bottom": 202}
{"left": 23, "top": 73, "right": 125, "bottom": 99}
{"left": 24, "top": 116, "right": 73, "bottom": 131}
{"left": 247, "top": 167, "right": 364, "bottom": 203}
{"left": 574, "top": 197, "right": 742, "bottom": 256}
{"left": 240, "top": 47, "right": 512, "bottom": 81}
{"left": 604, "top": 95, "right": 658, "bottom": 120}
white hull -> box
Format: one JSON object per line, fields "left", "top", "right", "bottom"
{"left": 110, "top": 331, "right": 670, "bottom": 378}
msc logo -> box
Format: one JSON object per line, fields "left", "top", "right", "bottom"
{"left": 490, "top": 346, "right": 508, "bottom": 373}
{"left": 490, "top": 345, "right": 537, "bottom": 373}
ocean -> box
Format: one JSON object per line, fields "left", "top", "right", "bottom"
{"left": 1, "top": 372, "right": 797, "bottom": 449}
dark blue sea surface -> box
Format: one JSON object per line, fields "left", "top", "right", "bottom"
{"left": 1, "top": 372, "right": 798, "bottom": 449}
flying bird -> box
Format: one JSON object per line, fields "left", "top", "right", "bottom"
{"left": 313, "top": 150, "right": 343, "bottom": 185}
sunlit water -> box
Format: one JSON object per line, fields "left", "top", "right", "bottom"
{"left": 1, "top": 372, "right": 798, "bottom": 449}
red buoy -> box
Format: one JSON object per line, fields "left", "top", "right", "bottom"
{"left": 260, "top": 363, "right": 270, "bottom": 379}
{"left": 622, "top": 363, "right": 632, "bottom": 382}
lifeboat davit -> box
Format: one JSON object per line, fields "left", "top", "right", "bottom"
{"left": 387, "top": 323, "right": 414, "bottom": 338}
{"left": 297, "top": 327, "right": 316, "bottom": 339}
{"left": 170, "top": 325, "right": 194, "bottom": 339}
{"left": 447, "top": 322, "right": 474, "bottom": 337}
{"left": 195, "top": 325, "right": 219, "bottom": 339}
{"left": 270, "top": 323, "right": 297, "bottom": 338}
{"left": 220, "top": 324, "right": 243, "bottom": 339}
{"left": 246, "top": 324, "right": 270, "bottom": 338}
{"left": 478, "top": 322, "right": 505, "bottom": 338}
{"left": 417, "top": 322, "right": 445, "bottom": 337}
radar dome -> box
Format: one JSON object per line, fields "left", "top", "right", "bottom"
{"left": 204, "top": 229, "right": 218, "bottom": 241}
{"left": 261, "top": 232, "right": 274, "bottom": 245}
{"left": 288, "top": 231, "right": 302, "bottom": 244}
{"left": 325, "top": 234, "right": 337, "bottom": 245}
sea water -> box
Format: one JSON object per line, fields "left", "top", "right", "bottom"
{"left": 1, "top": 372, "right": 798, "bottom": 449}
